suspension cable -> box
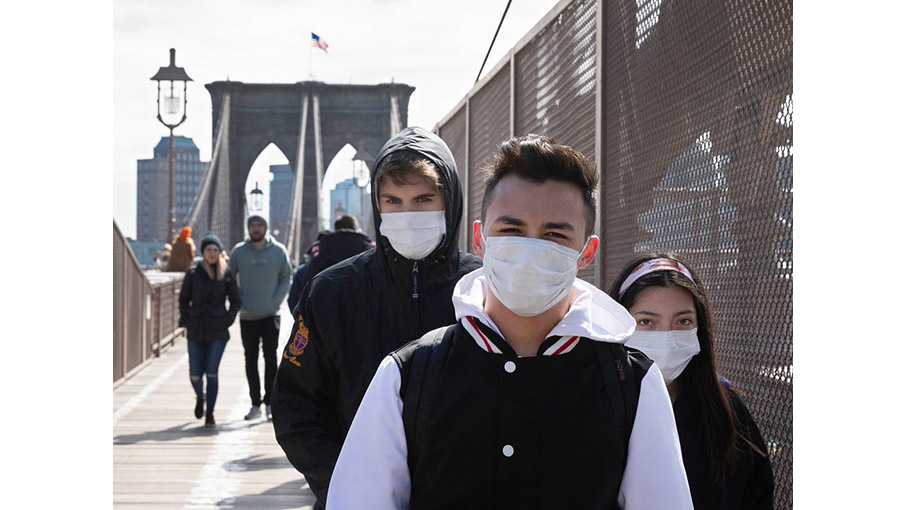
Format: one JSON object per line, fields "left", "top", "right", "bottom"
{"left": 475, "top": 0, "right": 513, "bottom": 84}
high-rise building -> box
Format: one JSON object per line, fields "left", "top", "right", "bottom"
{"left": 330, "top": 178, "right": 373, "bottom": 238}
{"left": 136, "top": 136, "right": 209, "bottom": 243}
{"left": 269, "top": 164, "right": 294, "bottom": 246}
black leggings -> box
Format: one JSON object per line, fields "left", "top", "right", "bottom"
{"left": 240, "top": 316, "right": 281, "bottom": 406}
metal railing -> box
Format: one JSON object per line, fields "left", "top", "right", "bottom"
{"left": 113, "top": 220, "right": 185, "bottom": 385}
{"left": 434, "top": 0, "right": 792, "bottom": 507}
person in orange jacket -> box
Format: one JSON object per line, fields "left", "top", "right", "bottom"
{"left": 166, "top": 226, "right": 196, "bottom": 272}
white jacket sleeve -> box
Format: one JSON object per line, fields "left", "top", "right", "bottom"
{"left": 617, "top": 365, "right": 693, "bottom": 510}
{"left": 326, "top": 356, "right": 411, "bottom": 510}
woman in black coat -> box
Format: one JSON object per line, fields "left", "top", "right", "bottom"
{"left": 610, "top": 253, "right": 775, "bottom": 509}
{"left": 179, "top": 233, "right": 241, "bottom": 427}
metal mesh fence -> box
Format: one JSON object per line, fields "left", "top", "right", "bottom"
{"left": 437, "top": 106, "right": 469, "bottom": 248}
{"left": 435, "top": 0, "right": 792, "bottom": 507}
{"left": 468, "top": 61, "right": 512, "bottom": 234}
{"left": 514, "top": 0, "right": 598, "bottom": 160}
{"left": 602, "top": 1, "right": 792, "bottom": 506}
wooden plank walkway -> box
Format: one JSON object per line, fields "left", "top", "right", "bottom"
{"left": 113, "top": 308, "right": 315, "bottom": 509}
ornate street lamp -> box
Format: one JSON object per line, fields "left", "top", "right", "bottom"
{"left": 151, "top": 48, "right": 192, "bottom": 242}
{"left": 249, "top": 182, "right": 264, "bottom": 212}
{"left": 352, "top": 158, "right": 370, "bottom": 230}
{"left": 352, "top": 146, "right": 374, "bottom": 231}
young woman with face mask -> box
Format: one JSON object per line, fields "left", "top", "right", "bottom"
{"left": 178, "top": 233, "right": 241, "bottom": 428}
{"left": 609, "top": 253, "right": 775, "bottom": 510}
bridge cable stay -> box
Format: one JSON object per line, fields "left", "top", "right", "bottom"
{"left": 475, "top": 0, "right": 513, "bottom": 84}
{"left": 209, "top": 98, "right": 232, "bottom": 244}
{"left": 313, "top": 92, "right": 325, "bottom": 238}
{"left": 183, "top": 92, "right": 231, "bottom": 230}
{"left": 390, "top": 94, "right": 402, "bottom": 136}
{"left": 286, "top": 93, "right": 310, "bottom": 264}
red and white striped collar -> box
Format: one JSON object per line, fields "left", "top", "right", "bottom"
{"left": 461, "top": 315, "right": 582, "bottom": 356}
{"left": 452, "top": 268, "right": 637, "bottom": 353}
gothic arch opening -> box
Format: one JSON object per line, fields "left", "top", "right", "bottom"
{"left": 321, "top": 143, "right": 374, "bottom": 239}
{"left": 244, "top": 143, "right": 290, "bottom": 242}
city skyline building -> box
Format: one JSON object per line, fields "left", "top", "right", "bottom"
{"left": 136, "top": 136, "right": 209, "bottom": 243}
{"left": 330, "top": 178, "right": 373, "bottom": 238}
{"left": 269, "top": 164, "right": 293, "bottom": 246}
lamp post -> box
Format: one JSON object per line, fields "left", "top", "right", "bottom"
{"left": 352, "top": 146, "right": 374, "bottom": 233}
{"left": 352, "top": 158, "right": 370, "bottom": 231}
{"left": 249, "top": 182, "right": 264, "bottom": 212}
{"left": 151, "top": 48, "right": 192, "bottom": 243}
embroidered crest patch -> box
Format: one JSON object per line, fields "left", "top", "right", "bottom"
{"left": 288, "top": 318, "right": 309, "bottom": 356}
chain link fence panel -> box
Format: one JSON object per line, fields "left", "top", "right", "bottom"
{"left": 435, "top": 0, "right": 792, "bottom": 507}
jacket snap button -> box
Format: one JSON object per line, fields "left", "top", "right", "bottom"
{"left": 504, "top": 361, "right": 516, "bottom": 373}
{"left": 502, "top": 444, "right": 514, "bottom": 457}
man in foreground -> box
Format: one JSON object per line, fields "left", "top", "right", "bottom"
{"left": 327, "top": 135, "right": 693, "bottom": 509}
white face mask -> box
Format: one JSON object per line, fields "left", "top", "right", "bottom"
{"left": 625, "top": 328, "right": 700, "bottom": 385}
{"left": 481, "top": 228, "right": 587, "bottom": 317}
{"left": 379, "top": 210, "right": 446, "bottom": 261}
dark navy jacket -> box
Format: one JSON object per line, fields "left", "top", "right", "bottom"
{"left": 178, "top": 260, "right": 241, "bottom": 342}
{"left": 675, "top": 388, "right": 775, "bottom": 509}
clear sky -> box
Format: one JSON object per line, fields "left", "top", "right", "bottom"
{"left": 114, "top": 0, "right": 563, "bottom": 237}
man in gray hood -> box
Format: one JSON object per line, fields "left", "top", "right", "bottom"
{"left": 271, "top": 127, "right": 482, "bottom": 509}
{"left": 228, "top": 215, "right": 292, "bottom": 421}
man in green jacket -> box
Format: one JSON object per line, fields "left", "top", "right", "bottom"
{"left": 228, "top": 215, "right": 292, "bottom": 421}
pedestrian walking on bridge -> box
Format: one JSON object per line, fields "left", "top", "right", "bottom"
{"left": 228, "top": 215, "right": 292, "bottom": 421}
{"left": 166, "top": 226, "right": 196, "bottom": 272}
{"left": 271, "top": 127, "right": 482, "bottom": 510}
{"left": 178, "top": 233, "right": 240, "bottom": 427}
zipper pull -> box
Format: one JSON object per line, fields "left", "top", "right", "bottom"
{"left": 411, "top": 262, "right": 419, "bottom": 299}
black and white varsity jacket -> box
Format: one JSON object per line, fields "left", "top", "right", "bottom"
{"left": 327, "top": 269, "right": 694, "bottom": 510}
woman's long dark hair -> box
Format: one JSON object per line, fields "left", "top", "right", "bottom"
{"left": 608, "top": 252, "right": 738, "bottom": 483}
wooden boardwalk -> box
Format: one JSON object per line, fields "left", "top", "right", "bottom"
{"left": 113, "top": 309, "right": 315, "bottom": 509}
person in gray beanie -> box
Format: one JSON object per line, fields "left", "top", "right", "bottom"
{"left": 228, "top": 215, "right": 292, "bottom": 421}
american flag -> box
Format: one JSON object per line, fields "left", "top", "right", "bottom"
{"left": 311, "top": 33, "right": 329, "bottom": 53}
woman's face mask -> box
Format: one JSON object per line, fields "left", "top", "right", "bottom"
{"left": 625, "top": 285, "right": 701, "bottom": 385}
{"left": 625, "top": 329, "right": 700, "bottom": 385}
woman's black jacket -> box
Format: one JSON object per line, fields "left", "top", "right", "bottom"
{"left": 178, "top": 260, "right": 241, "bottom": 342}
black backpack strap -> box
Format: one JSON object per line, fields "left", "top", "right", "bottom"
{"left": 392, "top": 324, "right": 457, "bottom": 477}
{"left": 591, "top": 341, "right": 652, "bottom": 471}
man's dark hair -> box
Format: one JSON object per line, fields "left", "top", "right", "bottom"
{"left": 375, "top": 152, "right": 441, "bottom": 191}
{"left": 480, "top": 134, "right": 598, "bottom": 237}
{"left": 334, "top": 214, "right": 359, "bottom": 231}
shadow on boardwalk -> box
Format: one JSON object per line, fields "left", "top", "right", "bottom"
{"left": 217, "top": 479, "right": 315, "bottom": 509}
{"left": 114, "top": 419, "right": 268, "bottom": 445}
{"left": 114, "top": 310, "right": 314, "bottom": 509}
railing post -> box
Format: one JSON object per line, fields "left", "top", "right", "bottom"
{"left": 594, "top": 0, "right": 606, "bottom": 289}
{"left": 122, "top": 239, "right": 129, "bottom": 374}
{"left": 152, "top": 285, "right": 161, "bottom": 358}
{"left": 463, "top": 96, "right": 471, "bottom": 253}
{"left": 509, "top": 49, "right": 515, "bottom": 139}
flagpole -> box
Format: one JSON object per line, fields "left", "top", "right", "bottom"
{"left": 308, "top": 33, "right": 313, "bottom": 79}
